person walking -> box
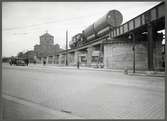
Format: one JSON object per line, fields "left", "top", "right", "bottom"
{"left": 43, "top": 60, "right": 46, "bottom": 66}
{"left": 9, "top": 59, "right": 12, "bottom": 66}
{"left": 25, "top": 58, "right": 29, "bottom": 66}
{"left": 77, "top": 60, "right": 80, "bottom": 69}
{"left": 27, "top": 59, "right": 29, "bottom": 66}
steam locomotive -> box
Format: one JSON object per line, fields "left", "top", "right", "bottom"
{"left": 69, "top": 10, "right": 123, "bottom": 49}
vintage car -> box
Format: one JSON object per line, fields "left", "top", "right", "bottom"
{"left": 15, "top": 59, "right": 26, "bottom": 66}
{"left": 9, "top": 58, "right": 26, "bottom": 66}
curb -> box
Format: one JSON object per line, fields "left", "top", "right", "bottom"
{"left": 3, "top": 63, "right": 165, "bottom": 77}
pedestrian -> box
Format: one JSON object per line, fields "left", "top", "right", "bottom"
{"left": 26, "top": 59, "right": 29, "bottom": 66}
{"left": 9, "top": 59, "right": 12, "bottom": 66}
{"left": 43, "top": 60, "right": 46, "bottom": 66}
{"left": 25, "top": 59, "right": 29, "bottom": 66}
{"left": 13, "top": 58, "right": 17, "bottom": 66}
{"left": 77, "top": 61, "right": 80, "bottom": 69}
{"left": 34, "top": 60, "right": 36, "bottom": 64}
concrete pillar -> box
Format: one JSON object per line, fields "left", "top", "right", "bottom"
{"left": 55, "top": 55, "right": 58, "bottom": 64}
{"left": 74, "top": 51, "right": 79, "bottom": 65}
{"left": 65, "top": 53, "right": 68, "bottom": 66}
{"left": 62, "top": 54, "right": 66, "bottom": 65}
{"left": 103, "top": 38, "right": 148, "bottom": 70}
{"left": 153, "top": 33, "right": 164, "bottom": 71}
{"left": 46, "top": 56, "right": 49, "bottom": 64}
{"left": 41, "top": 57, "right": 44, "bottom": 64}
{"left": 68, "top": 53, "right": 71, "bottom": 65}
{"left": 103, "top": 43, "right": 112, "bottom": 69}
{"left": 87, "top": 47, "right": 94, "bottom": 66}
{"left": 52, "top": 56, "right": 55, "bottom": 64}
{"left": 59, "top": 54, "right": 62, "bottom": 64}
{"left": 147, "top": 23, "right": 156, "bottom": 71}
{"left": 165, "top": 1, "right": 167, "bottom": 82}
{"left": 54, "top": 55, "right": 59, "bottom": 64}
{"left": 68, "top": 53, "right": 75, "bottom": 65}
{"left": 99, "top": 43, "right": 104, "bottom": 64}
{"left": 72, "top": 53, "right": 75, "bottom": 65}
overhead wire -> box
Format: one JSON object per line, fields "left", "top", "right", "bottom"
{"left": 3, "top": 11, "right": 105, "bottom": 32}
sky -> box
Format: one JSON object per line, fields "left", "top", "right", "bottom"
{"left": 2, "top": 2, "right": 161, "bottom": 57}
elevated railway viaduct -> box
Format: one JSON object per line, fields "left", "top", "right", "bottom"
{"left": 44, "top": 2, "right": 165, "bottom": 71}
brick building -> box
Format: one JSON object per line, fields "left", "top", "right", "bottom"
{"left": 34, "top": 32, "right": 64, "bottom": 63}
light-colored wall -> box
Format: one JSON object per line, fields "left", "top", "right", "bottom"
{"left": 153, "top": 39, "right": 164, "bottom": 71}
{"left": 104, "top": 41, "right": 148, "bottom": 70}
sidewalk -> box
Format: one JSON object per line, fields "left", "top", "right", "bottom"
{"left": 27, "top": 63, "right": 165, "bottom": 77}
{"left": 2, "top": 94, "right": 83, "bottom": 119}
{"left": 3, "top": 63, "right": 165, "bottom": 77}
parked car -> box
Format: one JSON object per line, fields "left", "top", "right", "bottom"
{"left": 15, "top": 59, "right": 26, "bottom": 66}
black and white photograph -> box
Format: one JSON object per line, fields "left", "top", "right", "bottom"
{"left": 2, "top": 1, "right": 166, "bottom": 119}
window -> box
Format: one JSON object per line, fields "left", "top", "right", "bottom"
{"left": 81, "top": 56, "right": 87, "bottom": 63}
{"left": 92, "top": 56, "right": 98, "bottom": 62}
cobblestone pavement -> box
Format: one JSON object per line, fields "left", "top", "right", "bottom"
{"left": 2, "top": 64, "right": 165, "bottom": 119}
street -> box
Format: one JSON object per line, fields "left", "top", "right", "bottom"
{"left": 2, "top": 64, "right": 165, "bottom": 119}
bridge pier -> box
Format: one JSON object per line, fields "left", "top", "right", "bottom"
{"left": 58, "top": 54, "right": 65, "bottom": 65}
{"left": 103, "top": 36, "right": 148, "bottom": 70}
{"left": 68, "top": 52, "right": 75, "bottom": 66}
{"left": 147, "top": 23, "right": 164, "bottom": 71}
{"left": 147, "top": 23, "right": 155, "bottom": 71}
{"left": 47, "top": 56, "right": 53, "bottom": 64}
{"left": 52, "top": 56, "right": 55, "bottom": 64}
{"left": 55, "top": 55, "right": 59, "bottom": 64}
{"left": 153, "top": 33, "right": 164, "bottom": 71}
{"left": 40, "top": 57, "right": 43, "bottom": 64}
{"left": 87, "top": 46, "right": 94, "bottom": 67}
{"left": 74, "top": 51, "right": 80, "bottom": 66}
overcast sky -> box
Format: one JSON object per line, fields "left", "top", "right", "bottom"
{"left": 2, "top": 2, "right": 160, "bottom": 57}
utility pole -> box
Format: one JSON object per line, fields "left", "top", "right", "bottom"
{"left": 66, "top": 30, "right": 68, "bottom": 66}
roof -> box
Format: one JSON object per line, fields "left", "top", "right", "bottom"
{"left": 40, "top": 32, "right": 54, "bottom": 38}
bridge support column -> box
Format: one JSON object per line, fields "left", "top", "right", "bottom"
{"left": 41, "top": 57, "right": 44, "bottom": 64}
{"left": 147, "top": 23, "right": 156, "bottom": 71}
{"left": 68, "top": 52, "right": 75, "bottom": 66}
{"left": 153, "top": 32, "right": 164, "bottom": 71}
{"left": 103, "top": 41, "right": 115, "bottom": 69}
{"left": 52, "top": 56, "right": 55, "bottom": 64}
{"left": 87, "top": 47, "right": 94, "bottom": 67}
{"left": 103, "top": 37, "right": 148, "bottom": 70}
{"left": 55, "top": 55, "right": 59, "bottom": 64}
{"left": 46, "top": 56, "right": 49, "bottom": 64}
{"left": 74, "top": 51, "right": 79, "bottom": 66}
{"left": 58, "top": 54, "right": 62, "bottom": 65}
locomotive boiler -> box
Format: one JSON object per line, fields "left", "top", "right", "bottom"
{"left": 69, "top": 33, "right": 83, "bottom": 49}
{"left": 69, "top": 10, "right": 123, "bottom": 49}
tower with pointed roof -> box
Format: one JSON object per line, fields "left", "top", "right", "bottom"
{"left": 40, "top": 33, "right": 54, "bottom": 46}
{"left": 34, "top": 32, "right": 63, "bottom": 59}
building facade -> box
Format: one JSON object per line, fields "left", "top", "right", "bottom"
{"left": 34, "top": 32, "right": 63, "bottom": 63}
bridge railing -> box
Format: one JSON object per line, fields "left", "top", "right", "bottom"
{"left": 110, "top": 2, "right": 165, "bottom": 38}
